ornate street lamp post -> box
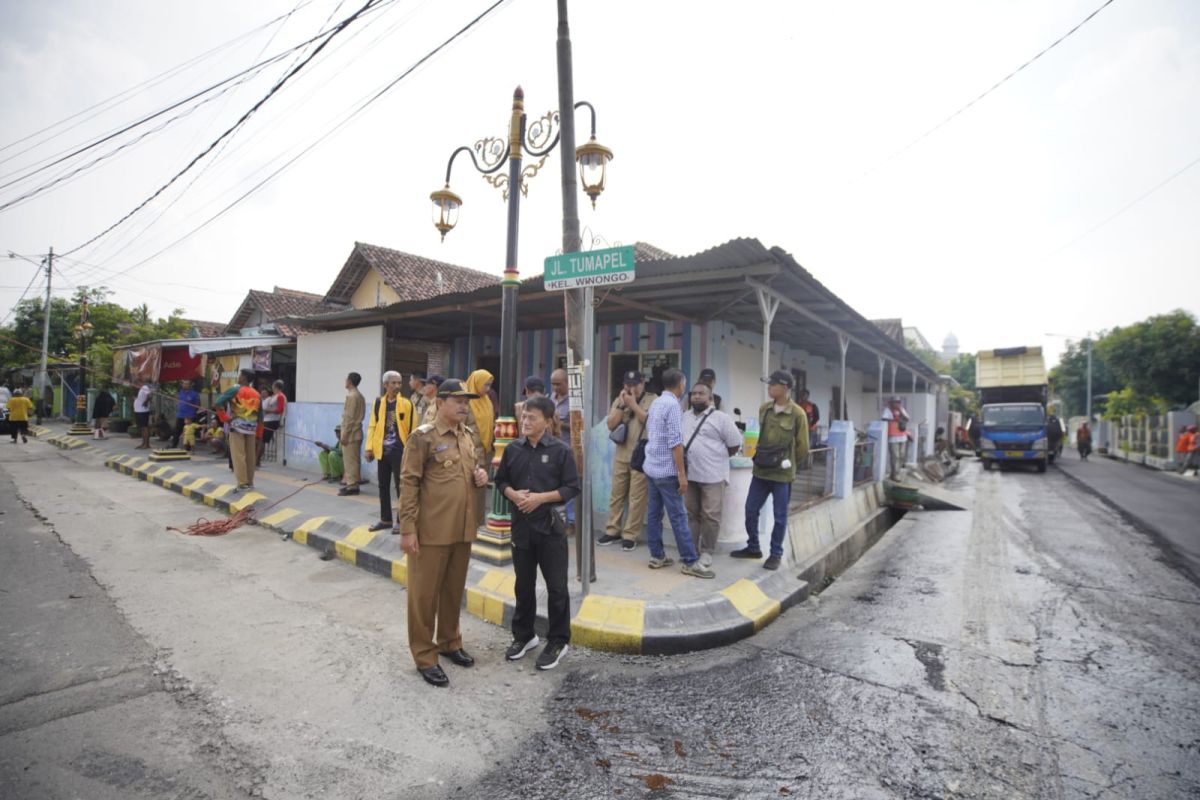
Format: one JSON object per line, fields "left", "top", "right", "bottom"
{"left": 430, "top": 87, "right": 612, "bottom": 565}
{"left": 69, "top": 301, "right": 94, "bottom": 434}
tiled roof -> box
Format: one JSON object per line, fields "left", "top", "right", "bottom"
{"left": 324, "top": 242, "right": 498, "bottom": 305}
{"left": 227, "top": 287, "right": 335, "bottom": 337}
{"left": 633, "top": 241, "right": 674, "bottom": 261}
{"left": 183, "top": 319, "right": 227, "bottom": 338}
{"left": 872, "top": 318, "right": 904, "bottom": 345}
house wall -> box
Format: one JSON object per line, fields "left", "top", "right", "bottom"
{"left": 349, "top": 267, "right": 403, "bottom": 310}
{"left": 295, "top": 326, "right": 385, "bottom": 402}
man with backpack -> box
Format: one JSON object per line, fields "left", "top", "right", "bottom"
{"left": 732, "top": 370, "right": 810, "bottom": 571}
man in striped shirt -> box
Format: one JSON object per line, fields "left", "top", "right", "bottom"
{"left": 641, "top": 368, "right": 715, "bottom": 579}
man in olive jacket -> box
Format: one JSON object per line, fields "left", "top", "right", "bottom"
{"left": 338, "top": 372, "right": 366, "bottom": 495}
{"left": 732, "top": 370, "right": 809, "bottom": 571}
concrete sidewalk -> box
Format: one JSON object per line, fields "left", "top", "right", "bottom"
{"left": 1054, "top": 448, "right": 1200, "bottom": 585}
{"left": 34, "top": 423, "right": 814, "bottom": 655}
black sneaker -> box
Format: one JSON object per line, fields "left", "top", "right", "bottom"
{"left": 730, "top": 547, "right": 763, "bottom": 559}
{"left": 505, "top": 635, "right": 540, "bottom": 661}
{"left": 597, "top": 533, "right": 622, "bottom": 546}
{"left": 620, "top": 539, "right": 637, "bottom": 552}
{"left": 762, "top": 555, "right": 781, "bottom": 571}
{"left": 536, "top": 641, "right": 569, "bottom": 671}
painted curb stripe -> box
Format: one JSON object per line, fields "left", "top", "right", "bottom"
{"left": 292, "top": 516, "right": 329, "bottom": 546}
{"left": 203, "top": 484, "right": 236, "bottom": 506}
{"left": 230, "top": 491, "right": 266, "bottom": 513}
{"left": 162, "top": 471, "right": 190, "bottom": 489}
{"left": 570, "top": 594, "right": 645, "bottom": 654}
{"left": 466, "top": 568, "right": 516, "bottom": 626}
{"left": 260, "top": 508, "right": 300, "bottom": 527}
{"left": 720, "top": 579, "right": 782, "bottom": 631}
{"left": 183, "top": 477, "right": 212, "bottom": 497}
{"left": 335, "top": 525, "right": 377, "bottom": 563}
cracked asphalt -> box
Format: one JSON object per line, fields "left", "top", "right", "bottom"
{"left": 471, "top": 461, "right": 1200, "bottom": 799}
{"left": 2, "top": 441, "right": 1197, "bottom": 799}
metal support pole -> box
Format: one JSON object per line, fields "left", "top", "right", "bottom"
{"left": 837, "top": 333, "right": 850, "bottom": 421}
{"left": 756, "top": 288, "right": 780, "bottom": 402}
{"left": 498, "top": 88, "right": 525, "bottom": 417}
{"left": 38, "top": 247, "right": 53, "bottom": 411}
{"left": 557, "top": 0, "right": 595, "bottom": 588}
{"left": 889, "top": 361, "right": 897, "bottom": 396}
{"left": 877, "top": 354, "right": 885, "bottom": 406}
{"left": 1085, "top": 339, "right": 1093, "bottom": 422}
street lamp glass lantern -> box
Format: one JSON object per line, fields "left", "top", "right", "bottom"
{"left": 430, "top": 185, "right": 462, "bottom": 241}
{"left": 575, "top": 136, "right": 613, "bottom": 209}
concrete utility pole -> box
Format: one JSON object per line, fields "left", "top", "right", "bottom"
{"left": 38, "top": 247, "right": 53, "bottom": 403}
{"left": 556, "top": 0, "right": 596, "bottom": 587}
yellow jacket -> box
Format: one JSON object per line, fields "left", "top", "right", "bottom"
{"left": 366, "top": 393, "right": 415, "bottom": 459}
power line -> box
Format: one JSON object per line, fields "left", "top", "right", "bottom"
{"left": 59, "top": 0, "right": 387, "bottom": 258}
{"left": 1, "top": 260, "right": 45, "bottom": 325}
{"left": 0, "top": 1, "right": 318, "bottom": 162}
{"left": 1046, "top": 150, "right": 1200, "bottom": 258}
{"left": 861, "top": 0, "right": 1120, "bottom": 179}
{"left": 83, "top": 0, "right": 513, "bottom": 282}
{"left": 0, "top": 1, "right": 391, "bottom": 203}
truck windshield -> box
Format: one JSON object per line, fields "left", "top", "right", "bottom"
{"left": 983, "top": 405, "right": 1044, "bottom": 427}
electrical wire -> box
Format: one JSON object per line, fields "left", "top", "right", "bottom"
{"left": 0, "top": 1, "right": 318, "bottom": 162}
{"left": 860, "top": 0, "right": 1120, "bottom": 179}
{"left": 1, "top": 263, "right": 45, "bottom": 325}
{"left": 69, "top": 0, "right": 512, "bottom": 278}
{"left": 0, "top": 1, "right": 392, "bottom": 204}
{"left": 59, "top": 0, "right": 386, "bottom": 258}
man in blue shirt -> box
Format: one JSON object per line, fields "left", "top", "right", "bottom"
{"left": 170, "top": 379, "right": 201, "bottom": 450}
{"left": 641, "top": 368, "right": 715, "bottom": 579}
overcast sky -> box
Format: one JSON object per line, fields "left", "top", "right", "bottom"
{"left": 2, "top": 0, "right": 1197, "bottom": 368}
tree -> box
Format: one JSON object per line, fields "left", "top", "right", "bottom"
{"left": 1049, "top": 339, "right": 1119, "bottom": 420}
{"left": 1096, "top": 310, "right": 1200, "bottom": 409}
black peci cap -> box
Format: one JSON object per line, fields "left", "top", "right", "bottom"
{"left": 622, "top": 370, "right": 645, "bottom": 385}
{"left": 437, "top": 378, "right": 479, "bottom": 398}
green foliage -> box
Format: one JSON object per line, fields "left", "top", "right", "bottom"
{"left": 1095, "top": 310, "right": 1199, "bottom": 409}
{"left": 1102, "top": 386, "right": 1163, "bottom": 419}
{"left": 0, "top": 286, "right": 195, "bottom": 384}
{"left": 1048, "top": 339, "right": 1119, "bottom": 420}
{"left": 947, "top": 354, "right": 976, "bottom": 390}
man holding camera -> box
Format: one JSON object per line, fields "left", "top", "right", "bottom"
{"left": 882, "top": 396, "right": 910, "bottom": 480}
{"left": 600, "top": 371, "right": 657, "bottom": 551}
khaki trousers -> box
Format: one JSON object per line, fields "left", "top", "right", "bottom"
{"left": 343, "top": 438, "right": 362, "bottom": 485}
{"left": 406, "top": 541, "right": 472, "bottom": 669}
{"left": 606, "top": 458, "right": 649, "bottom": 542}
{"left": 228, "top": 431, "right": 256, "bottom": 487}
{"left": 685, "top": 480, "right": 725, "bottom": 555}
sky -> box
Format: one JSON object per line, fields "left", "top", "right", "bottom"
{"left": 1, "top": 0, "right": 1197, "bottom": 369}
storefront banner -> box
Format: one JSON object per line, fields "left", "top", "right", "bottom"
{"left": 159, "top": 346, "right": 204, "bottom": 382}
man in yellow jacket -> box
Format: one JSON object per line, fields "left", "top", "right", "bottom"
{"left": 365, "top": 370, "right": 415, "bottom": 532}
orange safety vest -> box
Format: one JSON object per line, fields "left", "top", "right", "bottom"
{"left": 886, "top": 408, "right": 907, "bottom": 439}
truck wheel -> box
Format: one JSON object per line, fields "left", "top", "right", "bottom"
{"left": 1037, "top": 461, "right": 1047, "bottom": 473}
{"left": 983, "top": 460, "right": 993, "bottom": 472}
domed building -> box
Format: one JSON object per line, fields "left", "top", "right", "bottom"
{"left": 942, "top": 332, "right": 959, "bottom": 361}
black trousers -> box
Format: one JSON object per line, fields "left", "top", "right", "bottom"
{"left": 376, "top": 447, "right": 403, "bottom": 523}
{"left": 512, "top": 531, "right": 571, "bottom": 645}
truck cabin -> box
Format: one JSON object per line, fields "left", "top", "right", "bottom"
{"left": 982, "top": 403, "right": 1046, "bottom": 430}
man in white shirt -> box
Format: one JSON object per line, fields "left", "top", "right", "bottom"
{"left": 681, "top": 383, "right": 743, "bottom": 568}
{"left": 134, "top": 381, "right": 155, "bottom": 449}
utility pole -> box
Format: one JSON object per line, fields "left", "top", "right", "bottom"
{"left": 38, "top": 247, "right": 53, "bottom": 412}
{"left": 556, "top": 0, "right": 596, "bottom": 588}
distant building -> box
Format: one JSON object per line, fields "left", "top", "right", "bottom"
{"left": 903, "top": 326, "right": 933, "bottom": 353}
{"left": 942, "top": 332, "right": 959, "bottom": 361}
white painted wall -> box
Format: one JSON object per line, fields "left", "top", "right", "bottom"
{"left": 296, "top": 326, "right": 385, "bottom": 403}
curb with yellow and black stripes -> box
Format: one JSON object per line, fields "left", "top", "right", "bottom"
{"left": 99, "top": 451, "right": 807, "bottom": 655}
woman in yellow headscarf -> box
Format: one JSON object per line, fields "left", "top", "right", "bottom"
{"left": 465, "top": 369, "right": 495, "bottom": 458}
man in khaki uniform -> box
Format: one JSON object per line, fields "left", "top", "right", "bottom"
{"left": 338, "top": 372, "right": 366, "bottom": 495}
{"left": 599, "top": 370, "right": 657, "bottom": 551}
{"left": 397, "top": 378, "right": 490, "bottom": 688}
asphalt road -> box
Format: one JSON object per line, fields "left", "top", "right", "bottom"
{"left": 1054, "top": 447, "right": 1200, "bottom": 585}
{"left": 2, "top": 442, "right": 1197, "bottom": 799}
{"left": 471, "top": 460, "right": 1200, "bottom": 799}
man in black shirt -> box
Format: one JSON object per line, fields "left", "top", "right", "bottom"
{"left": 494, "top": 395, "right": 580, "bottom": 671}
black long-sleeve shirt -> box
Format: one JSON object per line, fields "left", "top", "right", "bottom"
{"left": 494, "top": 434, "right": 580, "bottom": 547}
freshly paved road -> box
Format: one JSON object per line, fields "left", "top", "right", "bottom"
{"left": 472, "top": 459, "right": 1200, "bottom": 798}
{"left": 1054, "top": 448, "right": 1200, "bottom": 585}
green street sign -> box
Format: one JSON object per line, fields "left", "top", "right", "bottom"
{"left": 543, "top": 245, "right": 636, "bottom": 291}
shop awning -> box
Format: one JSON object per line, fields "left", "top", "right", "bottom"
{"left": 186, "top": 336, "right": 294, "bottom": 357}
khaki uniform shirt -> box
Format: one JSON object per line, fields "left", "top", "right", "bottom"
{"left": 341, "top": 388, "right": 366, "bottom": 443}
{"left": 609, "top": 391, "right": 657, "bottom": 463}
{"left": 420, "top": 401, "right": 438, "bottom": 428}
{"left": 398, "top": 419, "right": 480, "bottom": 544}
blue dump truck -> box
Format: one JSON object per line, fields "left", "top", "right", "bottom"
{"left": 976, "top": 346, "right": 1049, "bottom": 473}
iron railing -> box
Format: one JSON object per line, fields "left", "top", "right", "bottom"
{"left": 790, "top": 446, "right": 834, "bottom": 511}
{"left": 852, "top": 440, "right": 875, "bottom": 486}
